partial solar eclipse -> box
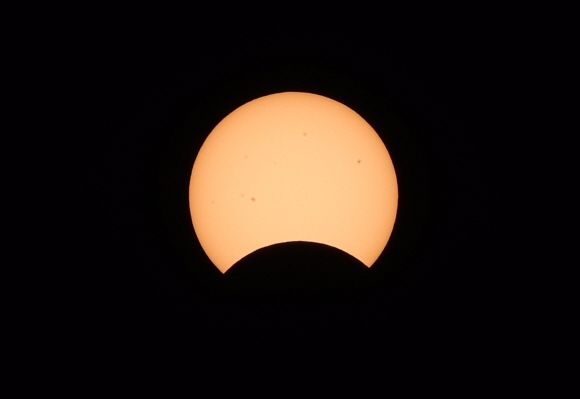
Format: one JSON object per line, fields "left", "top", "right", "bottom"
{"left": 189, "top": 92, "right": 398, "bottom": 273}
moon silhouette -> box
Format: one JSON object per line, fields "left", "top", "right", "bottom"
{"left": 189, "top": 92, "right": 398, "bottom": 273}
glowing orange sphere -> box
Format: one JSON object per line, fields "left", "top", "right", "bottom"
{"left": 189, "top": 92, "right": 398, "bottom": 273}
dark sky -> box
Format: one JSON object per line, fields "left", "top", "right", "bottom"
{"left": 69, "top": 12, "right": 520, "bottom": 368}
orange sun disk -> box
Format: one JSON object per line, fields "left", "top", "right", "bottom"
{"left": 189, "top": 92, "right": 398, "bottom": 273}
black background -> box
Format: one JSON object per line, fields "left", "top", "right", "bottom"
{"left": 67, "top": 10, "right": 523, "bottom": 370}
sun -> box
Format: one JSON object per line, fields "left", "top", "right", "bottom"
{"left": 189, "top": 92, "right": 398, "bottom": 273}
